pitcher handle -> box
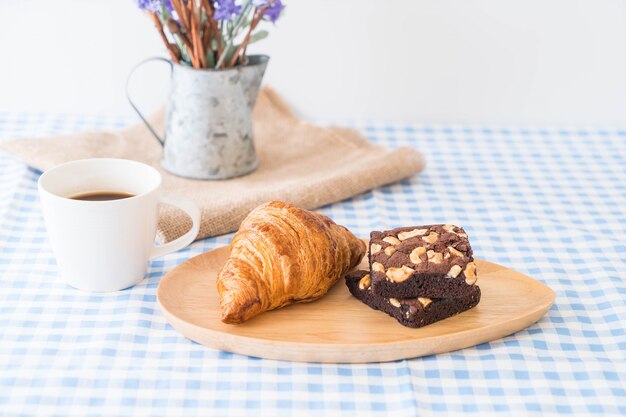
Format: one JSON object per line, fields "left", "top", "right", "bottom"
{"left": 126, "top": 56, "right": 173, "bottom": 146}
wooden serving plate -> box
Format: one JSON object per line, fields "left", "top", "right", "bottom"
{"left": 157, "top": 245, "right": 555, "bottom": 363}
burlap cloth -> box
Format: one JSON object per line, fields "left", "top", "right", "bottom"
{"left": 0, "top": 88, "right": 425, "bottom": 242}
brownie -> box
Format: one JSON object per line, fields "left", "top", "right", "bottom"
{"left": 368, "top": 224, "right": 478, "bottom": 299}
{"left": 345, "top": 270, "right": 481, "bottom": 328}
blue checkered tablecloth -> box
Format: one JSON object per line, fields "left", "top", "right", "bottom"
{"left": 0, "top": 113, "right": 625, "bottom": 416}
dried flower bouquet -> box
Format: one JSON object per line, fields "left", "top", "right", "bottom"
{"left": 136, "top": 0, "right": 285, "bottom": 69}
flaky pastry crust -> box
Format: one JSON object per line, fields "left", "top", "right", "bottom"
{"left": 217, "top": 201, "right": 365, "bottom": 324}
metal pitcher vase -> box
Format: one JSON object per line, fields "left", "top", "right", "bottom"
{"left": 127, "top": 55, "right": 269, "bottom": 180}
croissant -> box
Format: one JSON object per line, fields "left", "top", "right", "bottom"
{"left": 217, "top": 201, "right": 366, "bottom": 324}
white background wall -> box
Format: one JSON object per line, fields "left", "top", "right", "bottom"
{"left": 1, "top": 0, "right": 626, "bottom": 125}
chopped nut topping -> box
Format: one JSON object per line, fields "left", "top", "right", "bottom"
{"left": 443, "top": 224, "right": 468, "bottom": 238}
{"left": 384, "top": 246, "right": 396, "bottom": 256}
{"left": 446, "top": 264, "right": 463, "bottom": 278}
{"left": 385, "top": 265, "right": 415, "bottom": 282}
{"left": 358, "top": 274, "right": 372, "bottom": 290}
{"left": 389, "top": 298, "right": 401, "bottom": 308}
{"left": 370, "top": 244, "right": 382, "bottom": 255}
{"left": 382, "top": 236, "right": 402, "bottom": 246}
{"left": 448, "top": 246, "right": 464, "bottom": 258}
{"left": 397, "top": 228, "right": 428, "bottom": 241}
{"left": 418, "top": 297, "right": 432, "bottom": 308}
{"left": 372, "top": 262, "right": 385, "bottom": 272}
{"left": 422, "top": 232, "right": 439, "bottom": 244}
{"left": 464, "top": 262, "right": 477, "bottom": 285}
{"left": 426, "top": 250, "right": 443, "bottom": 264}
{"left": 409, "top": 246, "right": 426, "bottom": 264}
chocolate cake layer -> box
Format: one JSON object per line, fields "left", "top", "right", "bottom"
{"left": 369, "top": 224, "right": 478, "bottom": 298}
{"left": 345, "top": 270, "right": 481, "bottom": 328}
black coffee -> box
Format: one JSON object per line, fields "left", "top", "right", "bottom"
{"left": 71, "top": 192, "right": 135, "bottom": 201}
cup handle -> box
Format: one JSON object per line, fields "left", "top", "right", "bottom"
{"left": 150, "top": 191, "right": 201, "bottom": 259}
{"left": 126, "top": 56, "right": 173, "bottom": 147}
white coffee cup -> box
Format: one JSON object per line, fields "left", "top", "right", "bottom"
{"left": 38, "top": 158, "right": 201, "bottom": 292}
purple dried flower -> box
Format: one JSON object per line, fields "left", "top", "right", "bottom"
{"left": 263, "top": 0, "right": 284, "bottom": 23}
{"left": 136, "top": 0, "right": 175, "bottom": 14}
{"left": 252, "top": 0, "right": 284, "bottom": 23}
{"left": 214, "top": 0, "right": 242, "bottom": 21}
{"left": 136, "top": 0, "right": 162, "bottom": 12}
